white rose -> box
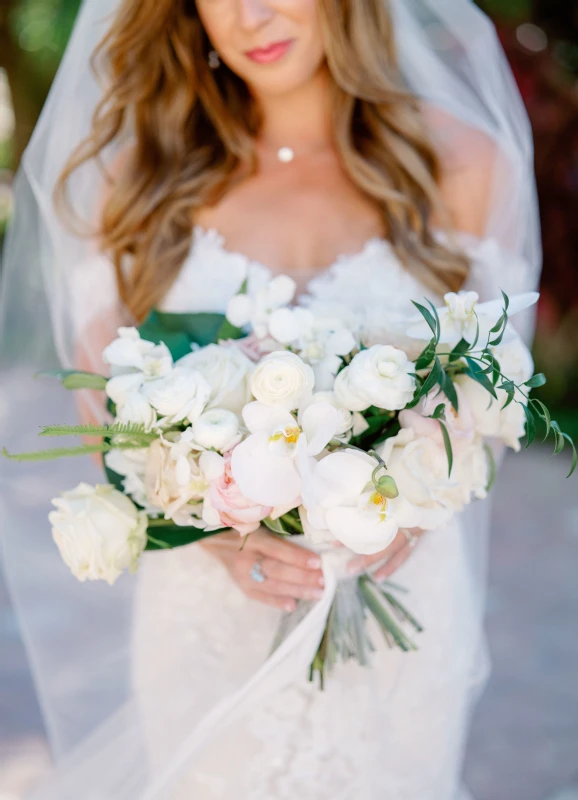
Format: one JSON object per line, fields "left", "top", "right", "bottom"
{"left": 334, "top": 345, "right": 416, "bottom": 412}
{"left": 378, "top": 427, "right": 488, "bottom": 529}
{"left": 142, "top": 368, "right": 211, "bottom": 423}
{"left": 250, "top": 351, "right": 315, "bottom": 411}
{"left": 178, "top": 344, "right": 253, "bottom": 414}
{"left": 454, "top": 374, "right": 526, "bottom": 452}
{"left": 193, "top": 409, "right": 241, "bottom": 452}
{"left": 49, "top": 483, "right": 148, "bottom": 585}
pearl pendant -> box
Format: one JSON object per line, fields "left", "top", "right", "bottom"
{"left": 277, "top": 147, "right": 295, "bottom": 163}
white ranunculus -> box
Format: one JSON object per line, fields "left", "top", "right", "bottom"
{"left": 193, "top": 408, "right": 241, "bottom": 452}
{"left": 454, "top": 374, "right": 527, "bottom": 452}
{"left": 49, "top": 483, "right": 148, "bottom": 585}
{"left": 378, "top": 427, "right": 488, "bottom": 529}
{"left": 250, "top": 351, "right": 315, "bottom": 411}
{"left": 334, "top": 345, "right": 416, "bottom": 412}
{"left": 231, "top": 401, "right": 339, "bottom": 507}
{"left": 178, "top": 344, "right": 253, "bottom": 414}
{"left": 103, "top": 328, "right": 172, "bottom": 378}
{"left": 302, "top": 449, "right": 420, "bottom": 555}
{"left": 142, "top": 368, "right": 211, "bottom": 424}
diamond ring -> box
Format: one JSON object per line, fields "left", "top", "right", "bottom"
{"left": 250, "top": 560, "right": 266, "bottom": 584}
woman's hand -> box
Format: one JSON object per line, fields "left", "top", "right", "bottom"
{"left": 346, "top": 528, "right": 425, "bottom": 582}
{"left": 200, "top": 528, "right": 326, "bottom": 612}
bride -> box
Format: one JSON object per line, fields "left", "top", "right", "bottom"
{"left": 0, "top": 0, "right": 540, "bottom": 798}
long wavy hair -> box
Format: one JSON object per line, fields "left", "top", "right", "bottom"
{"left": 54, "top": 0, "right": 469, "bottom": 322}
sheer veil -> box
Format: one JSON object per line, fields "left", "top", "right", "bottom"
{"left": 0, "top": 0, "right": 541, "bottom": 796}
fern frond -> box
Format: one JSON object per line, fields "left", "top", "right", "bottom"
{"left": 40, "top": 422, "right": 158, "bottom": 441}
{"left": 2, "top": 444, "right": 113, "bottom": 462}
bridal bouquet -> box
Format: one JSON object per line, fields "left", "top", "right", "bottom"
{"left": 5, "top": 274, "right": 575, "bottom": 685}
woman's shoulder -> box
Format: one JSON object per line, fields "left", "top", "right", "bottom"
{"left": 425, "top": 104, "right": 501, "bottom": 238}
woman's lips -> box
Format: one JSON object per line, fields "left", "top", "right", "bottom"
{"left": 244, "top": 39, "right": 294, "bottom": 64}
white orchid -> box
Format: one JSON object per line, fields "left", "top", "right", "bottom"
{"left": 301, "top": 391, "right": 369, "bottom": 442}
{"left": 404, "top": 290, "right": 539, "bottom": 346}
{"left": 301, "top": 449, "right": 420, "bottom": 555}
{"left": 230, "top": 400, "right": 340, "bottom": 508}
{"left": 226, "top": 275, "right": 297, "bottom": 339}
{"left": 103, "top": 327, "right": 173, "bottom": 379}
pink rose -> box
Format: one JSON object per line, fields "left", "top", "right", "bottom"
{"left": 222, "top": 334, "right": 279, "bottom": 363}
{"left": 208, "top": 453, "right": 272, "bottom": 536}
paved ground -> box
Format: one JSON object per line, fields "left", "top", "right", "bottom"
{"left": 1, "top": 448, "right": 577, "bottom": 800}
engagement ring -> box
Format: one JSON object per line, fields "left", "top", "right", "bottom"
{"left": 250, "top": 560, "right": 266, "bottom": 584}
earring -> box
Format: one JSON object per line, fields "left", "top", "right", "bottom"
{"left": 208, "top": 50, "right": 221, "bottom": 70}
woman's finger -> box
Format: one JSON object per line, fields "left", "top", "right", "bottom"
{"left": 245, "top": 588, "right": 296, "bottom": 612}
{"left": 346, "top": 532, "right": 406, "bottom": 576}
{"left": 374, "top": 544, "right": 412, "bottom": 581}
{"left": 248, "top": 575, "right": 325, "bottom": 602}
{"left": 258, "top": 531, "right": 323, "bottom": 572}
{"left": 260, "top": 557, "right": 325, "bottom": 589}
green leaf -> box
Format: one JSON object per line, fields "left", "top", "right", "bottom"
{"left": 38, "top": 370, "right": 108, "bottom": 391}
{"left": 430, "top": 403, "right": 446, "bottom": 420}
{"left": 560, "top": 433, "right": 578, "bottom": 478}
{"left": 530, "top": 398, "right": 552, "bottom": 441}
{"left": 415, "top": 338, "right": 437, "bottom": 371}
{"left": 411, "top": 301, "right": 438, "bottom": 340}
{"left": 465, "top": 357, "right": 498, "bottom": 399}
{"left": 138, "top": 309, "right": 244, "bottom": 361}
{"left": 263, "top": 516, "right": 290, "bottom": 535}
{"left": 483, "top": 443, "right": 497, "bottom": 493}
{"left": 524, "top": 373, "right": 547, "bottom": 389}
{"left": 440, "top": 369, "right": 459, "bottom": 412}
{"left": 501, "top": 390, "right": 515, "bottom": 411}
{"left": 522, "top": 403, "right": 536, "bottom": 448}
{"left": 417, "top": 357, "right": 443, "bottom": 401}
{"left": 144, "top": 524, "right": 226, "bottom": 551}
{"left": 438, "top": 420, "right": 453, "bottom": 477}
{"left": 448, "top": 338, "right": 470, "bottom": 363}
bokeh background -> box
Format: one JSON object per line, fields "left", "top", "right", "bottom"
{"left": 0, "top": 2, "right": 577, "bottom": 799}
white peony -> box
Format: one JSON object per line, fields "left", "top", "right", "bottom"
{"left": 142, "top": 367, "right": 211, "bottom": 424}
{"left": 49, "top": 483, "right": 148, "bottom": 585}
{"left": 454, "top": 375, "right": 527, "bottom": 452}
{"left": 178, "top": 344, "right": 253, "bottom": 414}
{"left": 193, "top": 408, "right": 241, "bottom": 453}
{"left": 334, "top": 345, "right": 416, "bottom": 412}
{"left": 302, "top": 449, "right": 420, "bottom": 555}
{"left": 377, "top": 427, "right": 488, "bottom": 529}
{"left": 104, "top": 448, "right": 161, "bottom": 514}
{"left": 250, "top": 351, "right": 315, "bottom": 411}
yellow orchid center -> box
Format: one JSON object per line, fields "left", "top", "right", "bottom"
{"left": 269, "top": 425, "right": 302, "bottom": 446}
{"left": 368, "top": 491, "right": 389, "bottom": 523}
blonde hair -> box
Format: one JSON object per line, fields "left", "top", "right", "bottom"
{"left": 55, "top": 0, "right": 468, "bottom": 322}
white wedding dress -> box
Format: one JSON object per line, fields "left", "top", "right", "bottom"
{"left": 131, "top": 225, "right": 499, "bottom": 800}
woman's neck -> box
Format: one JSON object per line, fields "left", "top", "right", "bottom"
{"left": 253, "top": 67, "right": 335, "bottom": 156}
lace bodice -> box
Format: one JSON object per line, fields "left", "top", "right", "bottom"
{"left": 159, "top": 224, "right": 440, "bottom": 316}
